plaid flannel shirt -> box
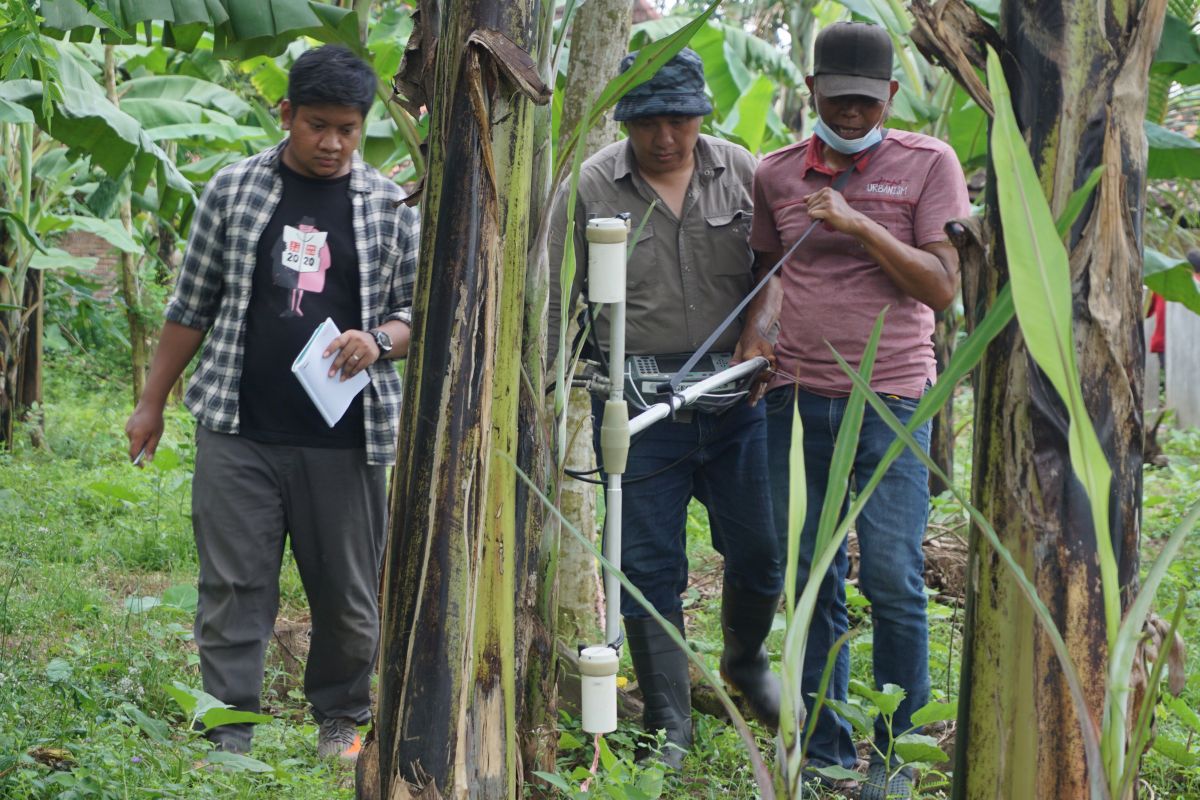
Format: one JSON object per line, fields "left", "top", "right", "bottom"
{"left": 165, "top": 141, "right": 418, "bottom": 465}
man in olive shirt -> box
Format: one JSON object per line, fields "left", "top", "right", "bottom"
{"left": 547, "top": 49, "right": 783, "bottom": 769}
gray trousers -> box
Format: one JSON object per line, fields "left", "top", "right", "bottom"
{"left": 192, "top": 426, "right": 387, "bottom": 742}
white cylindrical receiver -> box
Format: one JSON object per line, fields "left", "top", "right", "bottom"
{"left": 586, "top": 218, "right": 628, "bottom": 303}
{"left": 578, "top": 646, "right": 620, "bottom": 734}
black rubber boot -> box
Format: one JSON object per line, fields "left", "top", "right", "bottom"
{"left": 625, "top": 612, "right": 693, "bottom": 770}
{"left": 719, "top": 584, "right": 782, "bottom": 728}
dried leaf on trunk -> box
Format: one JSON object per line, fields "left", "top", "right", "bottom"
{"left": 909, "top": 0, "right": 1000, "bottom": 116}
{"left": 467, "top": 29, "right": 551, "bottom": 105}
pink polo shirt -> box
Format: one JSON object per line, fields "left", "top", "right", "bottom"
{"left": 750, "top": 130, "right": 970, "bottom": 398}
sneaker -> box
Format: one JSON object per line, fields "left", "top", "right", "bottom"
{"left": 317, "top": 717, "right": 362, "bottom": 761}
{"left": 859, "top": 760, "right": 912, "bottom": 800}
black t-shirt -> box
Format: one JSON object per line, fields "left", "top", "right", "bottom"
{"left": 238, "top": 161, "right": 365, "bottom": 448}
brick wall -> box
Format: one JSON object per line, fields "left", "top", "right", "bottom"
{"left": 59, "top": 230, "right": 121, "bottom": 300}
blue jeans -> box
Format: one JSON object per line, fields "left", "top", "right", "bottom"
{"left": 764, "top": 386, "right": 931, "bottom": 767}
{"left": 592, "top": 398, "right": 783, "bottom": 619}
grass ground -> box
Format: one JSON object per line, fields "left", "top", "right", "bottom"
{"left": 0, "top": 353, "right": 1197, "bottom": 799}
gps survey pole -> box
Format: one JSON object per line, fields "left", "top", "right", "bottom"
{"left": 578, "top": 216, "right": 630, "bottom": 736}
{"left": 587, "top": 217, "right": 631, "bottom": 652}
{"left": 576, "top": 218, "right": 769, "bottom": 737}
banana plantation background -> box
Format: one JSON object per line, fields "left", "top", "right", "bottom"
{"left": 1, "top": 0, "right": 1199, "bottom": 798}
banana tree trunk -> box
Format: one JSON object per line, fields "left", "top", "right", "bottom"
{"left": 933, "top": 0, "right": 1166, "bottom": 796}
{"left": 361, "top": 0, "right": 550, "bottom": 796}
{"left": 0, "top": 123, "right": 39, "bottom": 449}
{"left": 17, "top": 271, "right": 41, "bottom": 411}
{"left": 0, "top": 275, "right": 20, "bottom": 447}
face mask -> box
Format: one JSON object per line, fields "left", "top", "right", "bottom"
{"left": 813, "top": 115, "right": 883, "bottom": 154}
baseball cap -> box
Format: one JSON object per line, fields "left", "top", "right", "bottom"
{"left": 813, "top": 22, "right": 894, "bottom": 102}
{"left": 613, "top": 47, "right": 713, "bottom": 122}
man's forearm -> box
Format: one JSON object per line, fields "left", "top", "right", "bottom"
{"left": 846, "top": 217, "right": 958, "bottom": 311}
{"left": 139, "top": 321, "right": 206, "bottom": 409}
{"left": 745, "top": 253, "right": 783, "bottom": 339}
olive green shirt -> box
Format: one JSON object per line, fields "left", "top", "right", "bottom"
{"left": 547, "top": 134, "right": 757, "bottom": 365}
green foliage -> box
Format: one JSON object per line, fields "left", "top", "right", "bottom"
{"left": 1146, "top": 121, "right": 1200, "bottom": 180}
{"left": 38, "top": 0, "right": 361, "bottom": 61}
{"left": 0, "top": 83, "right": 192, "bottom": 218}
{"left": 534, "top": 714, "right": 668, "bottom": 798}
{"left": 1153, "top": 10, "right": 1200, "bottom": 85}
{"left": 1145, "top": 247, "right": 1200, "bottom": 314}
{"left": 0, "top": 358, "right": 349, "bottom": 798}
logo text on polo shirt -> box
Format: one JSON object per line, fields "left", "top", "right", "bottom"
{"left": 865, "top": 179, "right": 909, "bottom": 197}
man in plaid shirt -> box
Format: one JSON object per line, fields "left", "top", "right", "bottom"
{"left": 125, "top": 45, "right": 417, "bottom": 760}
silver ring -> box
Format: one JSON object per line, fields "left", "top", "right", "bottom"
{"left": 352, "top": 354, "right": 361, "bottom": 361}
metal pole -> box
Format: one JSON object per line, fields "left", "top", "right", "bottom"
{"left": 604, "top": 300, "right": 625, "bottom": 647}
{"left": 586, "top": 217, "right": 631, "bottom": 650}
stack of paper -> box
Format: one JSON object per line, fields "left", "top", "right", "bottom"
{"left": 291, "top": 317, "right": 371, "bottom": 427}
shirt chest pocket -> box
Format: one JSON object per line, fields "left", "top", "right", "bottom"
{"left": 845, "top": 197, "right": 914, "bottom": 244}
{"left": 624, "top": 222, "right": 657, "bottom": 290}
{"left": 703, "top": 209, "right": 753, "bottom": 277}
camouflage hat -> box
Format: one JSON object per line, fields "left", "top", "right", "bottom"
{"left": 613, "top": 47, "right": 713, "bottom": 122}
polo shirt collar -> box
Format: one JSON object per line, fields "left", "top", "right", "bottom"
{"left": 614, "top": 141, "right": 637, "bottom": 181}
{"left": 803, "top": 134, "right": 881, "bottom": 177}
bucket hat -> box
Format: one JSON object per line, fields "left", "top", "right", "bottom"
{"left": 613, "top": 47, "right": 713, "bottom": 122}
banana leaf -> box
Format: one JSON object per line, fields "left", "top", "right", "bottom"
{"left": 39, "top": 0, "right": 360, "bottom": 60}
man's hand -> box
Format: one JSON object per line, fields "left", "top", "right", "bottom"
{"left": 325, "top": 329, "right": 380, "bottom": 381}
{"left": 126, "top": 404, "right": 165, "bottom": 466}
{"left": 733, "top": 327, "right": 776, "bottom": 406}
{"left": 123, "top": 321, "right": 205, "bottom": 467}
{"left": 804, "top": 189, "right": 959, "bottom": 310}
{"left": 803, "top": 187, "right": 865, "bottom": 235}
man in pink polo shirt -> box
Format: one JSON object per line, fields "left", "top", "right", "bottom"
{"left": 736, "top": 21, "right": 969, "bottom": 800}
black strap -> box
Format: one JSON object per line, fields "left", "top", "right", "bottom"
{"left": 659, "top": 133, "right": 887, "bottom": 394}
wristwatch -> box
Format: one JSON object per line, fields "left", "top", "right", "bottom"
{"left": 370, "top": 328, "right": 393, "bottom": 357}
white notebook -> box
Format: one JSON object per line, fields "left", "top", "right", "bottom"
{"left": 291, "top": 317, "right": 371, "bottom": 427}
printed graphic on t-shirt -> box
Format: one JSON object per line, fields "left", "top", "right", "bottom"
{"left": 864, "top": 178, "right": 910, "bottom": 197}
{"left": 272, "top": 217, "right": 332, "bottom": 317}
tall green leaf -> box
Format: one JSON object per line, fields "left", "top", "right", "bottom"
{"left": 985, "top": 47, "right": 1117, "bottom": 643}
{"left": 777, "top": 313, "right": 884, "bottom": 792}
{"left": 830, "top": 348, "right": 1112, "bottom": 800}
